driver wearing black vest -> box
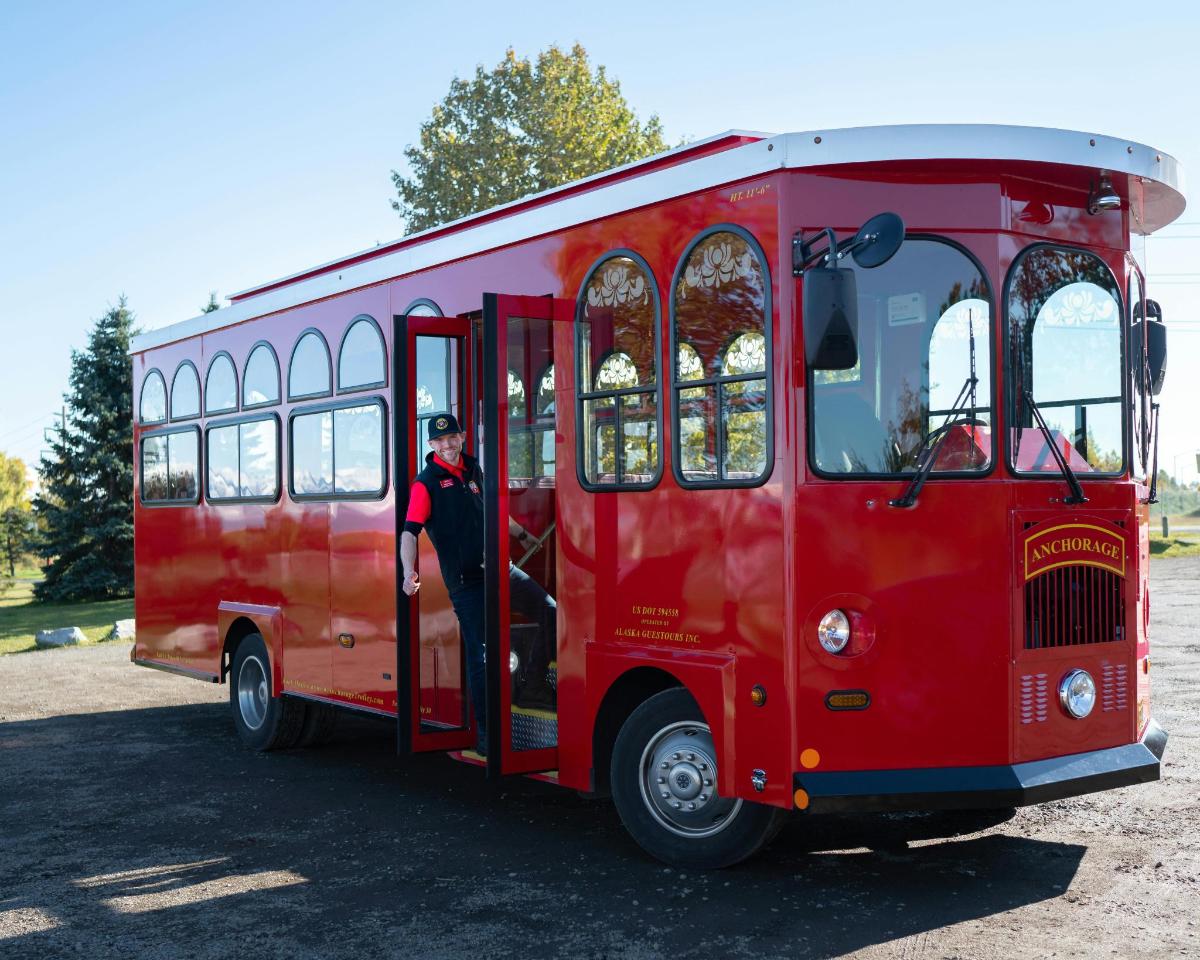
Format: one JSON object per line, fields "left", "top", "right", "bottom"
{"left": 400, "top": 413, "right": 556, "bottom": 756}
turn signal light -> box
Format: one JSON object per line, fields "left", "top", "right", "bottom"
{"left": 750, "top": 684, "right": 767, "bottom": 707}
{"left": 825, "top": 690, "right": 870, "bottom": 710}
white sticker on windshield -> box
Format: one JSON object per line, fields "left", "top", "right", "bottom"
{"left": 888, "top": 293, "right": 925, "bottom": 326}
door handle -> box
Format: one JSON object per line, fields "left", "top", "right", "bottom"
{"left": 338, "top": 633, "right": 355, "bottom": 649}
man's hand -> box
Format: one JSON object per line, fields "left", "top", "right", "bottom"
{"left": 402, "top": 570, "right": 420, "bottom": 596}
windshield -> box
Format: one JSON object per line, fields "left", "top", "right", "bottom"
{"left": 1007, "top": 246, "right": 1124, "bottom": 475}
{"left": 808, "top": 237, "right": 993, "bottom": 476}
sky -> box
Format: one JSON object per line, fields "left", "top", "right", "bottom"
{"left": 3, "top": 0, "right": 1199, "bottom": 484}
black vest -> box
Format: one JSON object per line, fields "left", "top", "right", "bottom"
{"left": 414, "top": 452, "right": 485, "bottom": 592}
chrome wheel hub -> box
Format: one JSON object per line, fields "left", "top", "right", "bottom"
{"left": 639, "top": 720, "right": 741, "bottom": 838}
{"left": 237, "top": 654, "right": 269, "bottom": 731}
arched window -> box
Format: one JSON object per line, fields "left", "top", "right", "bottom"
{"left": 672, "top": 227, "right": 771, "bottom": 484}
{"left": 205, "top": 353, "right": 238, "bottom": 415}
{"left": 1008, "top": 245, "right": 1122, "bottom": 474}
{"left": 170, "top": 362, "right": 201, "bottom": 421}
{"left": 243, "top": 343, "right": 280, "bottom": 408}
{"left": 403, "top": 298, "right": 442, "bottom": 317}
{"left": 338, "top": 316, "right": 386, "bottom": 391}
{"left": 576, "top": 252, "right": 661, "bottom": 487}
{"left": 140, "top": 370, "right": 167, "bottom": 424}
{"left": 289, "top": 330, "right": 332, "bottom": 401}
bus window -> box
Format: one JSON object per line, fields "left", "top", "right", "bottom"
{"left": 243, "top": 343, "right": 280, "bottom": 408}
{"left": 577, "top": 252, "right": 661, "bottom": 488}
{"left": 672, "top": 227, "right": 771, "bottom": 485}
{"left": 1008, "top": 246, "right": 1123, "bottom": 474}
{"left": 808, "top": 237, "right": 992, "bottom": 476}
{"left": 206, "top": 417, "right": 279, "bottom": 501}
{"left": 339, "top": 316, "right": 386, "bottom": 391}
{"left": 289, "top": 330, "right": 333, "bottom": 401}
{"left": 140, "top": 370, "right": 167, "bottom": 424}
{"left": 170, "top": 362, "right": 201, "bottom": 421}
{"left": 290, "top": 400, "right": 386, "bottom": 499}
{"left": 140, "top": 428, "right": 199, "bottom": 504}
{"left": 205, "top": 353, "right": 238, "bottom": 415}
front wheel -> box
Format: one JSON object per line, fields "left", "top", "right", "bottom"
{"left": 610, "top": 688, "right": 785, "bottom": 869}
{"left": 229, "top": 633, "right": 305, "bottom": 751}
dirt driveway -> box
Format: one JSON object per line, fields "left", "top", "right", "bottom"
{"left": 2, "top": 559, "right": 1197, "bottom": 960}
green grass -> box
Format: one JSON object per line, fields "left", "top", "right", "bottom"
{"left": 1149, "top": 534, "right": 1200, "bottom": 558}
{"left": 0, "top": 581, "right": 134, "bottom": 655}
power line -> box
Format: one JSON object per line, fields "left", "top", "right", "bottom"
{"left": 0, "top": 411, "right": 54, "bottom": 443}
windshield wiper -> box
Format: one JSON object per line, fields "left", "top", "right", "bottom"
{"left": 1023, "top": 387, "right": 1088, "bottom": 505}
{"left": 890, "top": 376, "right": 983, "bottom": 508}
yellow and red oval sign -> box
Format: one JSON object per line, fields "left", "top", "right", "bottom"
{"left": 1024, "top": 522, "right": 1126, "bottom": 580}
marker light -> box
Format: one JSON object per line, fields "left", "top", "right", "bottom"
{"left": 509, "top": 651, "right": 520, "bottom": 674}
{"left": 1059, "top": 669, "right": 1096, "bottom": 719}
{"left": 818, "top": 609, "right": 851, "bottom": 654}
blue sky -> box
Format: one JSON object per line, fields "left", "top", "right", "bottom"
{"left": 3, "top": 0, "right": 1199, "bottom": 482}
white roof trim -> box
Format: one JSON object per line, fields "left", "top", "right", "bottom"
{"left": 132, "top": 124, "right": 1185, "bottom": 354}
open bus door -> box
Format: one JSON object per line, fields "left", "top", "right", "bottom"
{"left": 482, "top": 293, "right": 573, "bottom": 777}
{"left": 395, "top": 311, "right": 475, "bottom": 755}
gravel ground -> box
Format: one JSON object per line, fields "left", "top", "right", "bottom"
{"left": 1, "top": 558, "right": 1197, "bottom": 960}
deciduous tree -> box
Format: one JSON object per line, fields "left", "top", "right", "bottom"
{"left": 391, "top": 44, "right": 667, "bottom": 233}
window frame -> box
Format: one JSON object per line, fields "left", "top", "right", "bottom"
{"left": 138, "top": 424, "right": 202, "bottom": 507}
{"left": 805, "top": 234, "right": 998, "bottom": 482}
{"left": 242, "top": 340, "right": 282, "bottom": 410}
{"left": 1002, "top": 241, "right": 1126, "bottom": 480}
{"left": 204, "top": 411, "right": 282, "bottom": 505}
{"left": 168, "top": 360, "right": 202, "bottom": 422}
{"left": 288, "top": 327, "right": 334, "bottom": 403}
{"left": 669, "top": 224, "right": 774, "bottom": 490}
{"left": 574, "top": 248, "right": 664, "bottom": 492}
{"left": 287, "top": 395, "right": 389, "bottom": 502}
{"left": 337, "top": 314, "right": 388, "bottom": 394}
{"left": 139, "top": 368, "right": 168, "bottom": 425}
{"left": 204, "top": 351, "right": 239, "bottom": 416}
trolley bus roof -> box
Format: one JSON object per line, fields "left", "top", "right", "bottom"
{"left": 131, "top": 124, "right": 1185, "bottom": 354}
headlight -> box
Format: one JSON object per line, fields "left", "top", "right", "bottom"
{"left": 509, "top": 651, "right": 520, "bottom": 674}
{"left": 818, "top": 609, "right": 851, "bottom": 654}
{"left": 1059, "top": 669, "right": 1096, "bottom": 719}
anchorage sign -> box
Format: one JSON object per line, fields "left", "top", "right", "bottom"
{"left": 1024, "top": 522, "right": 1126, "bottom": 580}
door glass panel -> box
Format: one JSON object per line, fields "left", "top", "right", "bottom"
{"left": 415, "top": 335, "right": 453, "bottom": 450}
{"left": 505, "top": 315, "right": 557, "bottom": 754}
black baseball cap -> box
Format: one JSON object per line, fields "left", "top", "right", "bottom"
{"left": 427, "top": 413, "right": 463, "bottom": 440}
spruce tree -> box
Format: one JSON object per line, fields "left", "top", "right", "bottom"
{"left": 35, "top": 299, "right": 135, "bottom": 600}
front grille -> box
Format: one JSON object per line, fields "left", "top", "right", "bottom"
{"left": 1024, "top": 565, "right": 1126, "bottom": 649}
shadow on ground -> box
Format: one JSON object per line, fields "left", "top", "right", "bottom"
{"left": 0, "top": 704, "right": 1083, "bottom": 960}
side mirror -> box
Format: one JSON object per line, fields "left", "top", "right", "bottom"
{"left": 1133, "top": 299, "right": 1167, "bottom": 395}
{"left": 795, "top": 213, "right": 904, "bottom": 371}
{"left": 803, "top": 267, "right": 859, "bottom": 369}
{"left": 1146, "top": 317, "right": 1167, "bottom": 395}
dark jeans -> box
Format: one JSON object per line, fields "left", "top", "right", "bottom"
{"left": 449, "top": 564, "right": 557, "bottom": 732}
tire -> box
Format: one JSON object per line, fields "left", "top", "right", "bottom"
{"left": 296, "top": 701, "right": 339, "bottom": 747}
{"left": 229, "top": 633, "right": 305, "bottom": 751}
{"left": 610, "top": 688, "right": 786, "bottom": 869}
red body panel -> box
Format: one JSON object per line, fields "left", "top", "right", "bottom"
{"left": 133, "top": 154, "right": 1157, "bottom": 807}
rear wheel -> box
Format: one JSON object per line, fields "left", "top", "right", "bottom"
{"left": 229, "top": 633, "right": 305, "bottom": 751}
{"left": 610, "top": 688, "right": 786, "bottom": 869}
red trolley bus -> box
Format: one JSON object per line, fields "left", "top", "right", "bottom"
{"left": 131, "top": 125, "right": 1180, "bottom": 867}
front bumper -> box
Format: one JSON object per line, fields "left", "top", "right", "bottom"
{"left": 793, "top": 719, "right": 1167, "bottom": 813}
